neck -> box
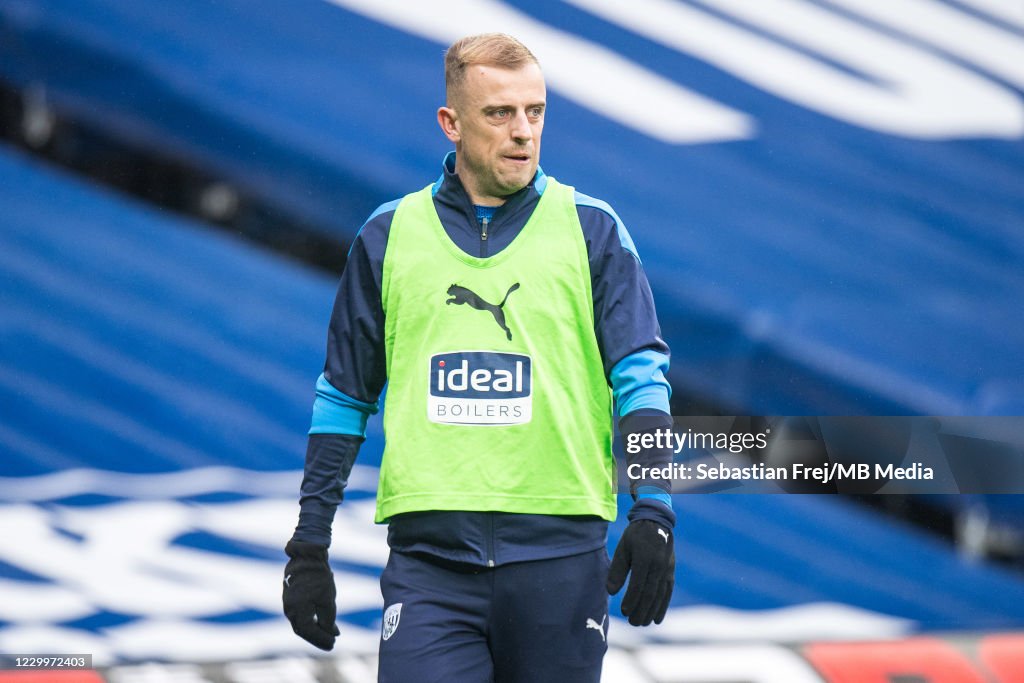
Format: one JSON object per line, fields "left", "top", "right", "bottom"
{"left": 453, "top": 157, "right": 508, "bottom": 207}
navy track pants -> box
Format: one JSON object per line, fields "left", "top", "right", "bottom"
{"left": 377, "top": 548, "right": 610, "bottom": 683}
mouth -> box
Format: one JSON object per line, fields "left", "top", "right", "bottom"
{"left": 503, "top": 153, "right": 532, "bottom": 165}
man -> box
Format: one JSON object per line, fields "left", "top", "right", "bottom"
{"left": 283, "top": 33, "right": 675, "bottom": 682}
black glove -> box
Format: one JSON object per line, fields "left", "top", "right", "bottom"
{"left": 283, "top": 540, "right": 340, "bottom": 650}
{"left": 606, "top": 520, "right": 675, "bottom": 626}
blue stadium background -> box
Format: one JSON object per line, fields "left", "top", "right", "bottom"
{"left": 1, "top": 0, "right": 1023, "bottom": 677}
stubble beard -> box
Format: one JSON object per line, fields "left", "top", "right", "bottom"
{"left": 489, "top": 157, "right": 536, "bottom": 198}
{"left": 458, "top": 145, "right": 536, "bottom": 201}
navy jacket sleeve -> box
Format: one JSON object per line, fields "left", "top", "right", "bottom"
{"left": 291, "top": 205, "right": 394, "bottom": 546}
{"left": 321, "top": 207, "right": 394, "bottom": 405}
{"left": 577, "top": 194, "right": 675, "bottom": 529}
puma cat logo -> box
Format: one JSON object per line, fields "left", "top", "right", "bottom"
{"left": 446, "top": 283, "right": 520, "bottom": 341}
{"left": 586, "top": 615, "right": 607, "bottom": 642}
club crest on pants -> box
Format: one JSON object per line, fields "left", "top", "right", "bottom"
{"left": 382, "top": 602, "right": 402, "bottom": 641}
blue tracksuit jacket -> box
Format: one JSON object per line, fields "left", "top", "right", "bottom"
{"left": 295, "top": 153, "right": 675, "bottom": 565}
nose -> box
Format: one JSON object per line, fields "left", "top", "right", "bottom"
{"left": 510, "top": 109, "right": 532, "bottom": 143}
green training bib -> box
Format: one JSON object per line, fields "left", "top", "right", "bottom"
{"left": 376, "top": 178, "right": 616, "bottom": 522}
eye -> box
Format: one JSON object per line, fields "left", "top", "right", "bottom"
{"left": 529, "top": 106, "right": 544, "bottom": 119}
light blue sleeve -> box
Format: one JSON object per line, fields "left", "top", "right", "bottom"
{"left": 308, "top": 373, "right": 380, "bottom": 436}
{"left": 610, "top": 349, "right": 671, "bottom": 417}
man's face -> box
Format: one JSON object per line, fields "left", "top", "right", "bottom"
{"left": 440, "top": 63, "right": 546, "bottom": 205}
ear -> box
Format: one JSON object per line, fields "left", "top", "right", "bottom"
{"left": 437, "top": 106, "right": 460, "bottom": 143}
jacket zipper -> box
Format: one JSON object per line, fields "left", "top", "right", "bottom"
{"left": 480, "top": 215, "right": 490, "bottom": 258}
{"left": 486, "top": 512, "right": 495, "bottom": 567}
{"left": 477, "top": 212, "right": 495, "bottom": 567}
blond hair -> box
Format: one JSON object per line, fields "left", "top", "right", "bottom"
{"left": 444, "top": 33, "right": 539, "bottom": 105}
